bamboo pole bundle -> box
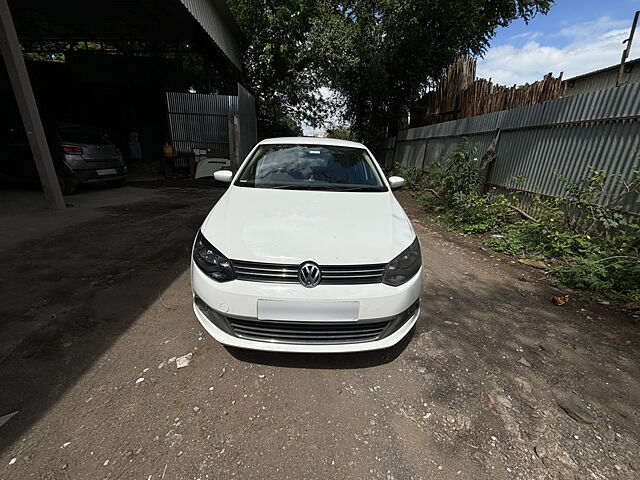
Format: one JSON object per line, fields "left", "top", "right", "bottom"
{"left": 416, "top": 57, "right": 563, "bottom": 126}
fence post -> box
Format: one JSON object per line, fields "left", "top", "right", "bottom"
{"left": 481, "top": 129, "right": 501, "bottom": 194}
{"left": 389, "top": 136, "right": 399, "bottom": 172}
{"left": 228, "top": 113, "right": 241, "bottom": 172}
{"left": 420, "top": 140, "right": 430, "bottom": 170}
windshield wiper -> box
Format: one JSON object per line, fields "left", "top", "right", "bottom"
{"left": 267, "top": 184, "right": 317, "bottom": 190}
{"left": 265, "top": 185, "right": 384, "bottom": 192}
{"left": 338, "top": 186, "right": 386, "bottom": 192}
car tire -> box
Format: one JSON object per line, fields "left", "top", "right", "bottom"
{"left": 57, "top": 173, "right": 77, "bottom": 195}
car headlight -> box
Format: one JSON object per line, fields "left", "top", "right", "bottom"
{"left": 382, "top": 237, "right": 422, "bottom": 286}
{"left": 193, "top": 231, "right": 235, "bottom": 282}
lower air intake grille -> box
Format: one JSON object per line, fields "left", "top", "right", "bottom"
{"left": 226, "top": 318, "right": 390, "bottom": 344}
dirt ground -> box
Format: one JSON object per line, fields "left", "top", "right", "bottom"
{"left": 0, "top": 184, "right": 638, "bottom": 480}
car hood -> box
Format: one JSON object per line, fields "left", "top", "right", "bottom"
{"left": 201, "top": 186, "right": 415, "bottom": 265}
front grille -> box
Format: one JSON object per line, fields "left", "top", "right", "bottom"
{"left": 227, "top": 317, "right": 390, "bottom": 344}
{"left": 232, "top": 260, "right": 386, "bottom": 285}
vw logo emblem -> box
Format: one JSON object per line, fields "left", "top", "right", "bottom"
{"left": 298, "top": 261, "right": 321, "bottom": 288}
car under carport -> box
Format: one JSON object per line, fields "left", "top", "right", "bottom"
{"left": 0, "top": 0, "right": 254, "bottom": 207}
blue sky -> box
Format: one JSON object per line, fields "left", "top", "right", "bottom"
{"left": 477, "top": 0, "right": 640, "bottom": 84}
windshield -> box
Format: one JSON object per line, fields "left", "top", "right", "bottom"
{"left": 57, "top": 126, "right": 111, "bottom": 145}
{"left": 235, "top": 144, "right": 387, "bottom": 191}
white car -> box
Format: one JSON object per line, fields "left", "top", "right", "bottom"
{"left": 191, "top": 137, "right": 422, "bottom": 353}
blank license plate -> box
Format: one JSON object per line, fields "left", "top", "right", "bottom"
{"left": 97, "top": 168, "right": 118, "bottom": 176}
{"left": 257, "top": 300, "right": 359, "bottom": 322}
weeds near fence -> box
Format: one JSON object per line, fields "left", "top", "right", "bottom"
{"left": 390, "top": 144, "right": 640, "bottom": 303}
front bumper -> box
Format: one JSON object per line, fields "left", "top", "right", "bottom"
{"left": 191, "top": 260, "right": 422, "bottom": 352}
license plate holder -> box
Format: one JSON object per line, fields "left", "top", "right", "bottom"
{"left": 257, "top": 299, "right": 359, "bottom": 322}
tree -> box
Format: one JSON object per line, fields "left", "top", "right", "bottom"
{"left": 312, "top": 0, "right": 553, "bottom": 146}
{"left": 227, "top": 0, "right": 327, "bottom": 138}
{"left": 229, "top": 1, "right": 553, "bottom": 144}
{"left": 325, "top": 126, "right": 353, "bottom": 140}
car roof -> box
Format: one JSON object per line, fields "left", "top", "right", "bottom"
{"left": 257, "top": 137, "right": 366, "bottom": 149}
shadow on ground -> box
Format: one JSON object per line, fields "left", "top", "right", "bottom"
{"left": 0, "top": 181, "right": 225, "bottom": 455}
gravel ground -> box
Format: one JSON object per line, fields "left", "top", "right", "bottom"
{"left": 0, "top": 185, "right": 638, "bottom": 480}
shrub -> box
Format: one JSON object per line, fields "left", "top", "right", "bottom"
{"left": 441, "top": 194, "right": 510, "bottom": 234}
{"left": 553, "top": 256, "right": 640, "bottom": 301}
{"left": 490, "top": 196, "right": 602, "bottom": 257}
{"left": 428, "top": 141, "right": 482, "bottom": 204}
{"left": 556, "top": 167, "right": 640, "bottom": 247}
{"left": 491, "top": 221, "right": 601, "bottom": 257}
{"left": 399, "top": 140, "right": 639, "bottom": 302}
{"left": 394, "top": 165, "right": 426, "bottom": 192}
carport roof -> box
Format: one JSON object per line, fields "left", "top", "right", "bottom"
{"left": 7, "top": 0, "right": 243, "bottom": 70}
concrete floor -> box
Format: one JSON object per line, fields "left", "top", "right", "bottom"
{"left": 0, "top": 174, "right": 162, "bottom": 250}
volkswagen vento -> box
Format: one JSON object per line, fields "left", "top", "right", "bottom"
{"left": 191, "top": 137, "right": 422, "bottom": 352}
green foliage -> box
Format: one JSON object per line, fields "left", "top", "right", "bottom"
{"left": 428, "top": 141, "right": 482, "bottom": 204}
{"left": 442, "top": 194, "right": 510, "bottom": 234}
{"left": 406, "top": 143, "right": 639, "bottom": 301}
{"left": 489, "top": 197, "right": 595, "bottom": 257}
{"left": 552, "top": 256, "right": 640, "bottom": 302}
{"left": 491, "top": 221, "right": 601, "bottom": 258}
{"left": 312, "top": 1, "right": 553, "bottom": 144}
{"left": 556, "top": 167, "right": 640, "bottom": 246}
{"left": 228, "top": 1, "right": 553, "bottom": 142}
{"left": 325, "top": 127, "right": 353, "bottom": 141}
{"left": 393, "top": 165, "right": 425, "bottom": 192}
{"left": 262, "top": 115, "right": 303, "bottom": 138}
{"left": 227, "top": 0, "right": 328, "bottom": 138}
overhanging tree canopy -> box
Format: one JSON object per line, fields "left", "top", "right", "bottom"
{"left": 229, "top": 0, "right": 553, "bottom": 143}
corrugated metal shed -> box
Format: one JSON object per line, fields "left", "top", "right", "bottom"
{"left": 561, "top": 58, "right": 640, "bottom": 97}
{"left": 179, "top": 0, "right": 243, "bottom": 70}
{"left": 9, "top": 0, "right": 243, "bottom": 72}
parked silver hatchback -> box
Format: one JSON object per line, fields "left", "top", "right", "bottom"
{"left": 53, "top": 124, "right": 128, "bottom": 194}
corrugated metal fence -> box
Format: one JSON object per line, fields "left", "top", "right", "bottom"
{"left": 165, "top": 83, "right": 257, "bottom": 161}
{"left": 378, "top": 82, "right": 640, "bottom": 214}
{"left": 166, "top": 91, "right": 237, "bottom": 156}
{"left": 238, "top": 83, "right": 258, "bottom": 160}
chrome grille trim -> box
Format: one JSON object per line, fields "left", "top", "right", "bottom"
{"left": 231, "top": 260, "right": 386, "bottom": 284}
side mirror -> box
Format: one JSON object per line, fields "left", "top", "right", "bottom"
{"left": 214, "top": 170, "right": 233, "bottom": 183}
{"left": 388, "top": 176, "right": 405, "bottom": 190}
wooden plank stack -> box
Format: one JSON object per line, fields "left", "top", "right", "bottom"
{"left": 413, "top": 57, "right": 563, "bottom": 127}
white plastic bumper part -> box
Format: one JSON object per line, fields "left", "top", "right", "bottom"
{"left": 191, "top": 261, "right": 422, "bottom": 353}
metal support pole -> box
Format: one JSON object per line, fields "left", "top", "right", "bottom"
{"left": 617, "top": 10, "right": 639, "bottom": 87}
{"left": 0, "top": 0, "right": 65, "bottom": 209}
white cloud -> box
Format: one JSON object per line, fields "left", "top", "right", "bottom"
{"left": 477, "top": 16, "right": 640, "bottom": 85}
{"left": 509, "top": 31, "right": 543, "bottom": 41}
{"left": 554, "top": 16, "right": 628, "bottom": 40}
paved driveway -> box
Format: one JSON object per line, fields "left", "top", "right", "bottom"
{"left": 0, "top": 185, "right": 638, "bottom": 479}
